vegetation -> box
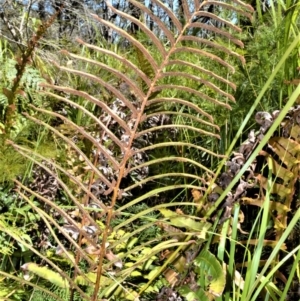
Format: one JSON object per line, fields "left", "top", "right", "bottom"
{"left": 0, "top": 0, "right": 299, "bottom": 300}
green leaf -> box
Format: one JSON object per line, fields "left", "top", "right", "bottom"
{"left": 21, "top": 263, "right": 69, "bottom": 288}
{"left": 159, "top": 208, "right": 211, "bottom": 234}
{"left": 130, "top": 270, "right": 143, "bottom": 277}
{"left": 46, "top": 249, "right": 75, "bottom": 266}
{"left": 178, "top": 285, "right": 209, "bottom": 301}
{"left": 126, "top": 237, "right": 139, "bottom": 249}
{"left": 75, "top": 272, "right": 112, "bottom": 286}
{"left": 194, "top": 250, "right": 225, "bottom": 298}
{"left": 145, "top": 267, "right": 161, "bottom": 280}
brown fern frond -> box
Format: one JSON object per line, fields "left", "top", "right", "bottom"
{"left": 10, "top": 0, "right": 253, "bottom": 299}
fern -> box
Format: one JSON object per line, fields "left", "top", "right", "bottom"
{"left": 6, "top": 0, "right": 255, "bottom": 300}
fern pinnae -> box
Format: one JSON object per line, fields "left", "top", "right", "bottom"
{"left": 22, "top": 113, "right": 115, "bottom": 191}
{"left": 167, "top": 59, "right": 237, "bottom": 89}
{"left": 16, "top": 188, "right": 94, "bottom": 268}
{"left": 160, "top": 72, "right": 236, "bottom": 101}
{"left": 181, "top": 36, "right": 245, "bottom": 64}
{"left": 59, "top": 52, "right": 146, "bottom": 100}
{"left": 146, "top": 111, "right": 220, "bottom": 129}
{"left": 147, "top": 97, "right": 214, "bottom": 121}
{"left": 107, "top": 3, "right": 167, "bottom": 58}
{"left": 76, "top": 39, "right": 152, "bottom": 87}
{"left": 29, "top": 105, "right": 120, "bottom": 170}
{"left": 49, "top": 63, "right": 139, "bottom": 114}
{"left": 128, "top": 0, "right": 176, "bottom": 45}
{"left": 115, "top": 201, "right": 200, "bottom": 227}
{"left": 193, "top": 11, "right": 242, "bottom": 32}
{"left": 182, "top": 0, "right": 193, "bottom": 21}
{"left": 150, "top": 0, "right": 183, "bottom": 32}
{"left": 138, "top": 142, "right": 225, "bottom": 157}
{"left": 18, "top": 189, "right": 98, "bottom": 272}
{"left": 14, "top": 176, "right": 100, "bottom": 249}
{"left": 136, "top": 124, "right": 220, "bottom": 139}
{"left": 40, "top": 90, "right": 124, "bottom": 149}
{"left": 189, "top": 22, "right": 245, "bottom": 48}
{"left": 91, "top": 14, "right": 160, "bottom": 70}
{"left": 40, "top": 84, "right": 131, "bottom": 132}
{"left": 173, "top": 46, "right": 236, "bottom": 71}
{"left": 9, "top": 141, "right": 107, "bottom": 212}
{"left": 42, "top": 91, "right": 124, "bottom": 150}
{"left": 16, "top": 186, "right": 104, "bottom": 293}
{"left": 153, "top": 84, "right": 232, "bottom": 109}
{"left": 117, "top": 196, "right": 201, "bottom": 225}
{"left": 228, "top": 0, "right": 255, "bottom": 11}
{"left": 205, "top": 0, "right": 254, "bottom": 19}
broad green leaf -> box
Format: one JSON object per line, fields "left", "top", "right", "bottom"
{"left": 194, "top": 250, "right": 226, "bottom": 297}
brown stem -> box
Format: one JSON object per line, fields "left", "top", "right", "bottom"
{"left": 3, "top": 9, "right": 60, "bottom": 138}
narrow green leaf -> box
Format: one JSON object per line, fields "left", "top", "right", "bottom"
{"left": 75, "top": 273, "right": 112, "bottom": 286}
{"left": 159, "top": 208, "right": 211, "bottom": 233}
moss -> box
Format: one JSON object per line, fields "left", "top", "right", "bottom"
{"left": 0, "top": 145, "right": 27, "bottom": 183}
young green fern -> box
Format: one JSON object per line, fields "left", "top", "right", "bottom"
{"left": 8, "top": 0, "right": 254, "bottom": 300}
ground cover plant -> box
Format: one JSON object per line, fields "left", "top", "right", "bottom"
{"left": 0, "top": 0, "right": 299, "bottom": 300}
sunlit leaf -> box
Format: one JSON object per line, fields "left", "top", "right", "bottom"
{"left": 21, "top": 263, "right": 69, "bottom": 288}
{"left": 194, "top": 250, "right": 226, "bottom": 297}
{"left": 159, "top": 208, "right": 211, "bottom": 235}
